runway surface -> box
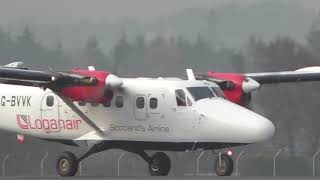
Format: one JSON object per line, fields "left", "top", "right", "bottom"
{"left": 6, "top": 177, "right": 320, "bottom": 180}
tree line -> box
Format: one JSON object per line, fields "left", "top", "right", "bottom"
{"left": 0, "top": 26, "right": 244, "bottom": 75}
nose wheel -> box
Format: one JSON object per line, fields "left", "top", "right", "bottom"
{"left": 214, "top": 153, "right": 234, "bottom": 176}
{"left": 56, "top": 151, "right": 79, "bottom": 176}
{"left": 148, "top": 152, "right": 171, "bottom": 176}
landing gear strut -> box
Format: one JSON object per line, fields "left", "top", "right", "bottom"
{"left": 56, "top": 144, "right": 172, "bottom": 177}
{"left": 214, "top": 153, "right": 234, "bottom": 176}
{"left": 132, "top": 151, "right": 171, "bottom": 176}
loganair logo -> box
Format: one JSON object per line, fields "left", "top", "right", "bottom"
{"left": 16, "top": 114, "right": 82, "bottom": 133}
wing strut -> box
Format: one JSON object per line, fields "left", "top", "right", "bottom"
{"left": 56, "top": 93, "right": 104, "bottom": 136}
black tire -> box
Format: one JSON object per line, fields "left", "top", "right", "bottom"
{"left": 56, "top": 151, "right": 79, "bottom": 176}
{"left": 214, "top": 154, "right": 233, "bottom": 176}
{"left": 148, "top": 152, "right": 171, "bottom": 176}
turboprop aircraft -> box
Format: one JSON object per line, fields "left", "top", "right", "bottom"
{"left": 0, "top": 62, "right": 317, "bottom": 177}
{"left": 195, "top": 67, "right": 320, "bottom": 107}
{"left": 0, "top": 62, "right": 277, "bottom": 176}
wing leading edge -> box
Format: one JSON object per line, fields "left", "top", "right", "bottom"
{"left": 0, "top": 66, "right": 97, "bottom": 88}
{"left": 245, "top": 67, "right": 320, "bottom": 84}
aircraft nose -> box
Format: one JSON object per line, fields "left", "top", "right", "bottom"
{"left": 194, "top": 98, "right": 275, "bottom": 143}
{"left": 250, "top": 115, "right": 275, "bottom": 142}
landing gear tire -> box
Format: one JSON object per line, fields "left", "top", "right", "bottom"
{"left": 56, "top": 151, "right": 79, "bottom": 176}
{"left": 214, "top": 154, "right": 233, "bottom": 176}
{"left": 148, "top": 152, "right": 171, "bottom": 176}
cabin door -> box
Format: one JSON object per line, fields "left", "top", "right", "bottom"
{"left": 174, "top": 89, "right": 195, "bottom": 128}
{"left": 134, "top": 95, "right": 147, "bottom": 120}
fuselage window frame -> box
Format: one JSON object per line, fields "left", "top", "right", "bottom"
{"left": 46, "top": 95, "right": 54, "bottom": 107}
{"left": 78, "top": 101, "right": 86, "bottom": 106}
{"left": 103, "top": 102, "right": 111, "bottom": 107}
{"left": 136, "top": 96, "right": 145, "bottom": 109}
{"left": 115, "top": 96, "right": 124, "bottom": 108}
{"left": 150, "top": 97, "right": 158, "bottom": 109}
{"left": 91, "top": 103, "right": 99, "bottom": 107}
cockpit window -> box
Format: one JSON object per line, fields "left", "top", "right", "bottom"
{"left": 211, "top": 87, "right": 226, "bottom": 98}
{"left": 187, "top": 87, "right": 215, "bottom": 101}
{"left": 175, "top": 89, "right": 186, "bottom": 106}
{"left": 187, "top": 97, "right": 192, "bottom": 106}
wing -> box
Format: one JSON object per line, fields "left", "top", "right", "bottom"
{"left": 245, "top": 67, "right": 320, "bottom": 84}
{"left": 0, "top": 66, "right": 97, "bottom": 88}
{"left": 0, "top": 62, "right": 123, "bottom": 137}
{"left": 197, "top": 66, "right": 320, "bottom": 106}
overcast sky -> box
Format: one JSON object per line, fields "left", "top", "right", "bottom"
{"left": 0, "top": 0, "right": 319, "bottom": 25}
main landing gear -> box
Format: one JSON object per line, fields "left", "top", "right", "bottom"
{"left": 55, "top": 147, "right": 233, "bottom": 176}
{"left": 55, "top": 148, "right": 172, "bottom": 176}
{"left": 56, "top": 151, "right": 79, "bottom": 176}
{"left": 133, "top": 151, "right": 171, "bottom": 176}
{"left": 149, "top": 152, "right": 171, "bottom": 176}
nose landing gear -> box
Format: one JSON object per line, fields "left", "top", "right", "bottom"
{"left": 214, "top": 153, "right": 234, "bottom": 176}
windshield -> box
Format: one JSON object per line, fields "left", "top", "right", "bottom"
{"left": 211, "top": 86, "right": 226, "bottom": 98}
{"left": 187, "top": 86, "right": 215, "bottom": 101}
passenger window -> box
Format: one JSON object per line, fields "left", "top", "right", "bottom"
{"left": 78, "top": 101, "right": 86, "bottom": 106}
{"left": 175, "top": 89, "right": 186, "bottom": 106}
{"left": 136, "top": 97, "right": 145, "bottom": 109}
{"left": 46, "top": 95, "right": 54, "bottom": 107}
{"left": 150, "top": 98, "right": 158, "bottom": 109}
{"left": 115, "top": 96, "right": 124, "bottom": 108}
{"left": 103, "top": 102, "right": 111, "bottom": 107}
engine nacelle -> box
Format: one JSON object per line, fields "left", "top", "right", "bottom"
{"left": 207, "top": 72, "right": 245, "bottom": 105}
{"left": 59, "top": 69, "right": 121, "bottom": 103}
{"left": 207, "top": 72, "right": 260, "bottom": 106}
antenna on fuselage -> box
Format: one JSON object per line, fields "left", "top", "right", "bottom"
{"left": 186, "top": 69, "right": 196, "bottom": 80}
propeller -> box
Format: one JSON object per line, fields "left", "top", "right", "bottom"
{"left": 242, "top": 77, "right": 261, "bottom": 93}
{"left": 196, "top": 72, "right": 260, "bottom": 106}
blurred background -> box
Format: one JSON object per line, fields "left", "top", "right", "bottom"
{"left": 0, "top": 0, "right": 320, "bottom": 176}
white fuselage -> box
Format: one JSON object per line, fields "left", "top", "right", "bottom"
{"left": 0, "top": 78, "right": 275, "bottom": 146}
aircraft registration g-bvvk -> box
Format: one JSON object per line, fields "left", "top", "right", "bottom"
{"left": 0, "top": 62, "right": 319, "bottom": 176}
